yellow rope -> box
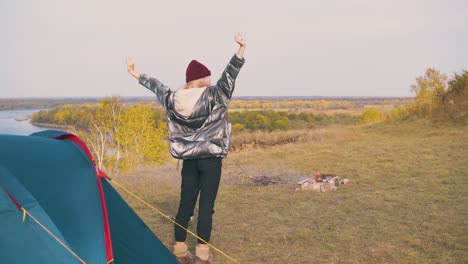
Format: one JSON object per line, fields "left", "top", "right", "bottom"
{"left": 109, "top": 179, "right": 240, "bottom": 264}
{"left": 21, "top": 207, "right": 87, "bottom": 264}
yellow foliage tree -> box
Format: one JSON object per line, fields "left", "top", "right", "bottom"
{"left": 115, "top": 104, "right": 168, "bottom": 173}
{"left": 72, "top": 97, "right": 169, "bottom": 174}
{"left": 410, "top": 68, "right": 448, "bottom": 118}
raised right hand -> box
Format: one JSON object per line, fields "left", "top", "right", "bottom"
{"left": 126, "top": 56, "right": 135, "bottom": 72}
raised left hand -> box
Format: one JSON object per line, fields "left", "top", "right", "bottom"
{"left": 234, "top": 32, "right": 246, "bottom": 47}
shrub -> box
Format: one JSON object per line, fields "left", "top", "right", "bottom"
{"left": 361, "top": 108, "right": 385, "bottom": 124}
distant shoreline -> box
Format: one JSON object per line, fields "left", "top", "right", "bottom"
{"left": 0, "top": 109, "right": 71, "bottom": 130}
{"left": 14, "top": 115, "right": 31, "bottom": 122}
{"left": 31, "top": 122, "right": 71, "bottom": 130}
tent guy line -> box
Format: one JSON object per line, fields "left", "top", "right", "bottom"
{"left": 0, "top": 130, "right": 178, "bottom": 263}
{"left": 109, "top": 178, "right": 240, "bottom": 264}
{"left": 20, "top": 207, "right": 88, "bottom": 264}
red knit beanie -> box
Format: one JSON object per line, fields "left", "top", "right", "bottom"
{"left": 186, "top": 60, "right": 211, "bottom": 83}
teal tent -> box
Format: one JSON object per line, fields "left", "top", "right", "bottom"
{"left": 0, "top": 130, "right": 178, "bottom": 264}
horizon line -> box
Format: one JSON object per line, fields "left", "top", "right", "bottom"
{"left": 0, "top": 95, "right": 414, "bottom": 99}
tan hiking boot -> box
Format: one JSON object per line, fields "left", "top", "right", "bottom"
{"left": 174, "top": 244, "right": 194, "bottom": 264}
{"left": 176, "top": 251, "right": 194, "bottom": 264}
{"left": 194, "top": 253, "right": 214, "bottom": 264}
{"left": 194, "top": 246, "right": 214, "bottom": 264}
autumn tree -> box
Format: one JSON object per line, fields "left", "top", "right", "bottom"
{"left": 115, "top": 104, "right": 168, "bottom": 172}
{"left": 245, "top": 112, "right": 270, "bottom": 130}
{"left": 445, "top": 70, "right": 468, "bottom": 116}
{"left": 67, "top": 97, "right": 168, "bottom": 174}
{"left": 272, "top": 117, "right": 289, "bottom": 130}
{"left": 81, "top": 98, "right": 120, "bottom": 170}
{"left": 410, "top": 68, "right": 448, "bottom": 117}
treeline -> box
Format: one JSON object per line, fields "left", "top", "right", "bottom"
{"left": 361, "top": 69, "right": 468, "bottom": 124}
{"left": 31, "top": 97, "right": 362, "bottom": 172}
{"left": 1, "top": 96, "right": 410, "bottom": 111}
{"left": 406, "top": 69, "right": 468, "bottom": 121}
{"left": 229, "top": 110, "right": 359, "bottom": 131}
{"left": 0, "top": 98, "right": 98, "bottom": 111}
{"left": 31, "top": 97, "right": 168, "bottom": 174}
{"left": 0, "top": 97, "right": 155, "bottom": 111}
{"left": 229, "top": 98, "right": 409, "bottom": 110}
{"left": 32, "top": 102, "right": 166, "bottom": 129}
{"left": 32, "top": 101, "right": 360, "bottom": 134}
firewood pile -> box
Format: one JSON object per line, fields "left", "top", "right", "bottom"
{"left": 295, "top": 172, "right": 350, "bottom": 192}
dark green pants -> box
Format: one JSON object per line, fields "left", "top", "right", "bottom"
{"left": 175, "top": 157, "right": 222, "bottom": 244}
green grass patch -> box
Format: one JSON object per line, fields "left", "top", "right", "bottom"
{"left": 113, "top": 120, "right": 467, "bottom": 263}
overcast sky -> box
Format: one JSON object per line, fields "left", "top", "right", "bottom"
{"left": 1, "top": 0, "right": 467, "bottom": 98}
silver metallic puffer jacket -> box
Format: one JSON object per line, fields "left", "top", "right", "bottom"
{"left": 139, "top": 54, "right": 245, "bottom": 160}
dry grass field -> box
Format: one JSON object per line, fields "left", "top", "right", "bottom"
{"left": 111, "top": 119, "right": 467, "bottom": 263}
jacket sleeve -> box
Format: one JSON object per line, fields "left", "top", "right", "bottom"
{"left": 215, "top": 54, "right": 245, "bottom": 101}
{"left": 139, "top": 74, "right": 173, "bottom": 109}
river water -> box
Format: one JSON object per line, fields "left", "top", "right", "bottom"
{"left": 0, "top": 110, "right": 48, "bottom": 135}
